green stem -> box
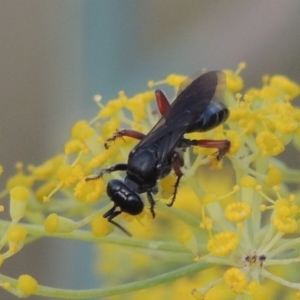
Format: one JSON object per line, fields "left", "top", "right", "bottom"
{"left": 0, "top": 220, "right": 189, "bottom": 254}
{"left": 0, "top": 261, "right": 211, "bottom": 299}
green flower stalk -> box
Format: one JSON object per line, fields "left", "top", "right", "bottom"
{"left": 1, "top": 63, "right": 300, "bottom": 299}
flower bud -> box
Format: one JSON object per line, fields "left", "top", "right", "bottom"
{"left": 44, "top": 213, "right": 77, "bottom": 233}
{"left": 17, "top": 274, "right": 38, "bottom": 297}
{"left": 7, "top": 224, "right": 28, "bottom": 253}
{"left": 9, "top": 186, "right": 30, "bottom": 222}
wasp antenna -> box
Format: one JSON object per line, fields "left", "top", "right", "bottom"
{"left": 109, "top": 219, "right": 132, "bottom": 237}
{"left": 85, "top": 174, "right": 103, "bottom": 182}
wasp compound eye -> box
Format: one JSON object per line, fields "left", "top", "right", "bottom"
{"left": 107, "top": 179, "right": 144, "bottom": 215}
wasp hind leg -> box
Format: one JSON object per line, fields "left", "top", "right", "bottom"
{"left": 179, "top": 138, "right": 230, "bottom": 160}
{"left": 167, "top": 152, "right": 184, "bottom": 207}
{"left": 85, "top": 163, "right": 128, "bottom": 181}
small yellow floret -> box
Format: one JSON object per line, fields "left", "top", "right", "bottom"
{"left": 44, "top": 213, "right": 59, "bottom": 233}
{"left": 139, "top": 91, "right": 154, "bottom": 103}
{"left": 260, "top": 205, "right": 267, "bottom": 211}
{"left": 10, "top": 186, "right": 30, "bottom": 222}
{"left": 226, "top": 130, "right": 242, "bottom": 154}
{"left": 224, "top": 70, "right": 244, "bottom": 92}
{"left": 229, "top": 107, "right": 248, "bottom": 120}
{"left": 10, "top": 186, "right": 30, "bottom": 201}
{"left": 207, "top": 232, "right": 239, "bottom": 256}
{"left": 71, "top": 120, "right": 95, "bottom": 141}
{"left": 224, "top": 267, "right": 247, "bottom": 294}
{"left": 91, "top": 215, "right": 112, "bottom": 237}
{"left": 225, "top": 202, "right": 252, "bottom": 222}
{"left": 98, "top": 99, "right": 123, "bottom": 118}
{"left": 17, "top": 274, "right": 38, "bottom": 296}
{"left": 266, "top": 164, "right": 282, "bottom": 186}
{"left": 125, "top": 96, "right": 147, "bottom": 121}
{"left": 239, "top": 118, "right": 257, "bottom": 134}
{"left": 44, "top": 213, "right": 77, "bottom": 233}
{"left": 101, "top": 119, "right": 121, "bottom": 139}
{"left": 0, "top": 165, "right": 3, "bottom": 176}
{"left": 256, "top": 131, "right": 284, "bottom": 157}
{"left": 273, "top": 198, "right": 299, "bottom": 234}
{"left": 200, "top": 217, "right": 213, "bottom": 230}
{"left": 165, "top": 74, "right": 186, "bottom": 87}
{"left": 56, "top": 164, "right": 84, "bottom": 188}
{"left": 247, "top": 280, "right": 268, "bottom": 299}
{"left": 259, "top": 86, "right": 281, "bottom": 101}
{"left": 74, "top": 178, "right": 104, "bottom": 204}
{"left": 88, "top": 150, "right": 111, "bottom": 169}
{"left": 240, "top": 176, "right": 257, "bottom": 188}
{"left": 35, "top": 181, "right": 57, "bottom": 202}
{"left": 6, "top": 172, "right": 34, "bottom": 190}
{"left": 272, "top": 216, "right": 298, "bottom": 233}
{"left": 29, "top": 155, "right": 64, "bottom": 180}
{"left": 275, "top": 198, "right": 299, "bottom": 218}
{"left": 64, "top": 139, "right": 87, "bottom": 155}
{"left": 7, "top": 225, "right": 27, "bottom": 243}
{"left": 270, "top": 75, "right": 300, "bottom": 100}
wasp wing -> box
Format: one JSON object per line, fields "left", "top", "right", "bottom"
{"left": 136, "top": 71, "right": 226, "bottom": 163}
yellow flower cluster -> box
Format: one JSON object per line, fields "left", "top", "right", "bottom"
{"left": 1, "top": 64, "right": 300, "bottom": 299}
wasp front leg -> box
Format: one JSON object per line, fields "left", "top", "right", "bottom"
{"left": 146, "top": 191, "right": 156, "bottom": 218}
{"left": 85, "top": 163, "right": 128, "bottom": 181}
{"left": 105, "top": 129, "right": 145, "bottom": 149}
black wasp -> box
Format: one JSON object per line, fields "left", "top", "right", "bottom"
{"left": 86, "top": 71, "right": 230, "bottom": 236}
